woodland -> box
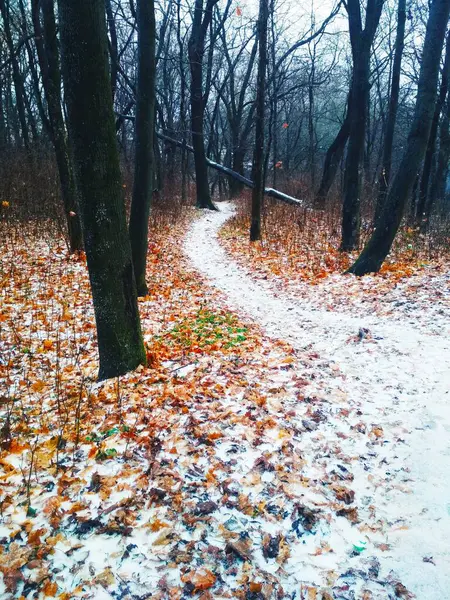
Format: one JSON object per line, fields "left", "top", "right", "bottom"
{"left": 0, "top": 0, "right": 450, "bottom": 599}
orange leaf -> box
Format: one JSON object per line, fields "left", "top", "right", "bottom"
{"left": 182, "top": 569, "right": 216, "bottom": 592}
{"left": 31, "top": 380, "right": 46, "bottom": 392}
{"left": 42, "top": 580, "right": 58, "bottom": 597}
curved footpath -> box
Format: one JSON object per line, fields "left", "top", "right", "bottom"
{"left": 184, "top": 203, "right": 450, "bottom": 599}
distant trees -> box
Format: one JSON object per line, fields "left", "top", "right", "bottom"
{"left": 58, "top": 0, "right": 146, "bottom": 379}
{"left": 1, "top": 0, "right": 450, "bottom": 316}
{"left": 348, "top": 0, "right": 450, "bottom": 275}
{"left": 31, "top": 0, "right": 83, "bottom": 252}
{"left": 415, "top": 30, "right": 450, "bottom": 229}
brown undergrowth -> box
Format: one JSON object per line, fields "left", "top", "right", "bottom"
{"left": 220, "top": 192, "right": 450, "bottom": 286}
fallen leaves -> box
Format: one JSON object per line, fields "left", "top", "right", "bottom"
{"left": 182, "top": 568, "right": 216, "bottom": 593}
{"left": 332, "top": 485, "right": 356, "bottom": 505}
{"left": 0, "top": 209, "right": 415, "bottom": 600}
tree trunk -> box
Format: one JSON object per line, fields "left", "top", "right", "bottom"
{"left": 128, "top": 0, "right": 157, "bottom": 297}
{"left": 57, "top": 0, "right": 146, "bottom": 380}
{"left": 250, "top": 0, "right": 269, "bottom": 241}
{"left": 341, "top": 0, "right": 384, "bottom": 251}
{"left": 374, "top": 0, "right": 406, "bottom": 222}
{"left": 348, "top": 0, "right": 450, "bottom": 275}
{"left": 188, "top": 0, "right": 218, "bottom": 210}
{"left": 32, "top": 0, "right": 83, "bottom": 252}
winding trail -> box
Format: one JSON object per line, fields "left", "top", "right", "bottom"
{"left": 184, "top": 203, "right": 450, "bottom": 599}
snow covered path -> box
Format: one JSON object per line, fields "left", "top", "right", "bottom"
{"left": 184, "top": 203, "right": 450, "bottom": 599}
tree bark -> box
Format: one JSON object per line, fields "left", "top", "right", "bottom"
{"left": 250, "top": 0, "right": 269, "bottom": 241}
{"left": 374, "top": 0, "right": 406, "bottom": 222}
{"left": 58, "top": 0, "right": 146, "bottom": 380}
{"left": 348, "top": 0, "right": 450, "bottom": 275}
{"left": 341, "top": 0, "right": 384, "bottom": 251}
{"left": 128, "top": 0, "right": 157, "bottom": 297}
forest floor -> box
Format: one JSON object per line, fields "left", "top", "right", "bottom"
{"left": 0, "top": 203, "right": 449, "bottom": 600}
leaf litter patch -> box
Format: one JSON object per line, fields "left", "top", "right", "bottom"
{"left": 1, "top": 213, "right": 411, "bottom": 599}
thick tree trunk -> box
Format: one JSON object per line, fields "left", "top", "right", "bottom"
{"left": 374, "top": 0, "right": 406, "bottom": 222}
{"left": 58, "top": 0, "right": 146, "bottom": 380}
{"left": 341, "top": 0, "right": 384, "bottom": 251}
{"left": 348, "top": 0, "right": 450, "bottom": 275}
{"left": 188, "top": 0, "right": 218, "bottom": 210}
{"left": 314, "top": 90, "right": 352, "bottom": 209}
{"left": 128, "top": 0, "right": 156, "bottom": 297}
{"left": 250, "top": 0, "right": 269, "bottom": 241}
{"left": 32, "top": 0, "right": 83, "bottom": 252}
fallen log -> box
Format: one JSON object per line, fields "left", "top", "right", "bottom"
{"left": 156, "top": 131, "right": 304, "bottom": 207}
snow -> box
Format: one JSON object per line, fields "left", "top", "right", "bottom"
{"left": 184, "top": 202, "right": 450, "bottom": 599}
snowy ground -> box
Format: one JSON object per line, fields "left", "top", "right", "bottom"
{"left": 184, "top": 203, "right": 450, "bottom": 599}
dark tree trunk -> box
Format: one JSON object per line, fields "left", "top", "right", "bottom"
{"left": 374, "top": 0, "right": 406, "bottom": 222}
{"left": 129, "top": 0, "right": 157, "bottom": 297}
{"left": 188, "top": 0, "right": 219, "bottom": 210}
{"left": 32, "top": 0, "right": 83, "bottom": 252}
{"left": 314, "top": 90, "right": 352, "bottom": 209}
{"left": 348, "top": 0, "right": 450, "bottom": 275}
{"left": 341, "top": 0, "right": 384, "bottom": 251}
{"left": 250, "top": 0, "right": 269, "bottom": 241}
{"left": 416, "top": 31, "right": 450, "bottom": 228}
{"left": 58, "top": 0, "right": 146, "bottom": 380}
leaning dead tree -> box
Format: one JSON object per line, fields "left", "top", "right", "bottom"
{"left": 156, "top": 131, "right": 303, "bottom": 207}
